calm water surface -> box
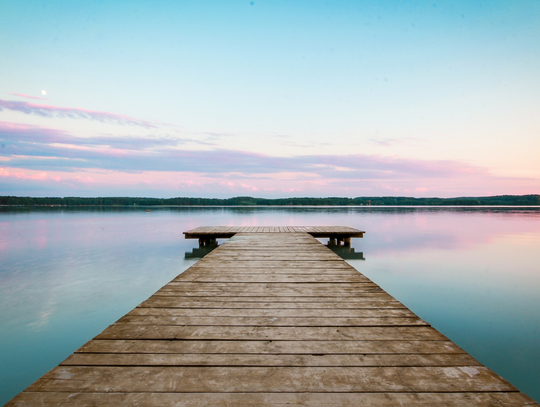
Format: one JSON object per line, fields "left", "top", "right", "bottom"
{"left": 1, "top": 206, "right": 539, "bottom": 403}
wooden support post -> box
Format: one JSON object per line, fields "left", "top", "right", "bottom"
{"left": 344, "top": 237, "right": 351, "bottom": 247}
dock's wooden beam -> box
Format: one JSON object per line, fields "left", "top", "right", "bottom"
{"left": 183, "top": 226, "right": 365, "bottom": 241}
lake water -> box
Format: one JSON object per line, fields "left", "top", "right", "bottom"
{"left": 1, "top": 206, "right": 539, "bottom": 404}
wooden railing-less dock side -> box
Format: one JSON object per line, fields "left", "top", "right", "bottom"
{"left": 6, "top": 227, "right": 538, "bottom": 406}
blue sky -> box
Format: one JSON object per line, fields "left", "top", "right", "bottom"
{"left": 1, "top": 0, "right": 539, "bottom": 197}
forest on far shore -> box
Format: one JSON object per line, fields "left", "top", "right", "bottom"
{"left": 1, "top": 195, "right": 539, "bottom": 206}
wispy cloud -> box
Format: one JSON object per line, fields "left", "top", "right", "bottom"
{"left": 370, "top": 137, "right": 424, "bottom": 147}
{"left": 0, "top": 122, "right": 212, "bottom": 152}
{"left": 2, "top": 163, "right": 536, "bottom": 199}
{"left": 0, "top": 99, "right": 157, "bottom": 128}
{"left": 8, "top": 93, "right": 50, "bottom": 101}
{"left": 0, "top": 120, "right": 488, "bottom": 179}
{"left": 3, "top": 120, "right": 537, "bottom": 198}
{"left": 271, "top": 134, "right": 293, "bottom": 139}
{"left": 198, "top": 131, "right": 236, "bottom": 140}
{"left": 0, "top": 167, "right": 50, "bottom": 180}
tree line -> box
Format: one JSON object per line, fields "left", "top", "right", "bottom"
{"left": 1, "top": 195, "right": 539, "bottom": 206}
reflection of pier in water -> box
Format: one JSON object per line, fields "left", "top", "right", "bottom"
{"left": 326, "top": 243, "right": 365, "bottom": 260}
{"left": 185, "top": 242, "right": 219, "bottom": 259}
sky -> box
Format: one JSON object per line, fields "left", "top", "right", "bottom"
{"left": 1, "top": 0, "right": 539, "bottom": 198}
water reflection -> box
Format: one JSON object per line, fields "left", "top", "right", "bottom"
{"left": 1, "top": 206, "right": 540, "bottom": 404}
{"left": 326, "top": 243, "right": 365, "bottom": 260}
{"left": 3, "top": 205, "right": 540, "bottom": 217}
{"left": 185, "top": 241, "right": 219, "bottom": 259}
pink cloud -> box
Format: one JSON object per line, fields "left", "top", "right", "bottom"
{"left": 74, "top": 176, "right": 94, "bottom": 183}
{"left": 241, "top": 183, "right": 259, "bottom": 191}
{"left": 0, "top": 99, "right": 157, "bottom": 128}
{"left": 0, "top": 165, "right": 538, "bottom": 198}
{"left": 1, "top": 120, "right": 491, "bottom": 180}
{"left": 0, "top": 167, "right": 50, "bottom": 181}
{"left": 1, "top": 120, "right": 539, "bottom": 197}
{"left": 8, "top": 93, "right": 50, "bottom": 101}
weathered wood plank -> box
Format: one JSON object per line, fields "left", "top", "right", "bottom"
{"left": 156, "top": 284, "right": 385, "bottom": 291}
{"left": 153, "top": 291, "right": 388, "bottom": 302}
{"left": 141, "top": 294, "right": 396, "bottom": 301}
{"left": 180, "top": 269, "right": 360, "bottom": 274}
{"left": 151, "top": 291, "right": 388, "bottom": 297}
{"left": 8, "top": 392, "right": 538, "bottom": 407}
{"left": 164, "top": 282, "right": 380, "bottom": 288}
{"left": 27, "top": 366, "right": 516, "bottom": 393}
{"left": 206, "top": 248, "right": 339, "bottom": 254}
{"left": 61, "top": 353, "right": 479, "bottom": 367}
{"left": 157, "top": 283, "right": 383, "bottom": 291}
{"left": 222, "top": 243, "right": 323, "bottom": 247}
{"left": 183, "top": 268, "right": 361, "bottom": 273}
{"left": 225, "top": 237, "right": 320, "bottom": 240}
{"left": 203, "top": 255, "right": 342, "bottom": 261}
{"left": 77, "top": 339, "right": 468, "bottom": 354}
{"left": 157, "top": 286, "right": 384, "bottom": 292}
{"left": 128, "top": 308, "right": 414, "bottom": 317}
{"left": 6, "top": 392, "right": 539, "bottom": 407}
{"left": 179, "top": 275, "right": 371, "bottom": 283}
{"left": 205, "top": 253, "right": 338, "bottom": 257}
{"left": 195, "top": 261, "right": 352, "bottom": 268}
{"left": 213, "top": 246, "right": 332, "bottom": 250}
{"left": 138, "top": 300, "right": 403, "bottom": 308}
{"left": 95, "top": 325, "right": 447, "bottom": 341}
{"left": 178, "top": 275, "right": 367, "bottom": 281}
{"left": 205, "top": 249, "right": 338, "bottom": 255}
{"left": 116, "top": 315, "right": 428, "bottom": 327}
{"left": 138, "top": 299, "right": 405, "bottom": 308}
{"left": 157, "top": 287, "right": 384, "bottom": 294}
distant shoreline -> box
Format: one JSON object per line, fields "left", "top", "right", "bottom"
{"left": 1, "top": 195, "right": 539, "bottom": 206}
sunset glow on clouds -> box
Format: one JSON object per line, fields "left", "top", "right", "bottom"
{"left": 1, "top": 1, "right": 539, "bottom": 198}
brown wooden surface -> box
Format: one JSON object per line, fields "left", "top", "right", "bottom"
{"left": 7, "top": 392, "right": 539, "bottom": 407}
{"left": 184, "top": 225, "right": 365, "bottom": 239}
{"left": 7, "top": 230, "right": 538, "bottom": 406}
{"left": 25, "top": 366, "right": 515, "bottom": 393}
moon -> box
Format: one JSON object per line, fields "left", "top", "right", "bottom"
{"left": 41, "top": 90, "right": 47, "bottom": 95}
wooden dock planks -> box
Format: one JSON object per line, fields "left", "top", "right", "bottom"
{"left": 183, "top": 226, "right": 365, "bottom": 240}
{"left": 6, "top": 230, "right": 538, "bottom": 406}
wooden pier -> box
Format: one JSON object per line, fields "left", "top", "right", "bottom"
{"left": 7, "top": 227, "right": 538, "bottom": 406}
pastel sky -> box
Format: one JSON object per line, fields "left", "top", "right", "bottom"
{"left": 1, "top": 0, "right": 539, "bottom": 198}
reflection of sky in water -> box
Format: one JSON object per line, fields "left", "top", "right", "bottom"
{"left": 1, "top": 207, "right": 539, "bottom": 403}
